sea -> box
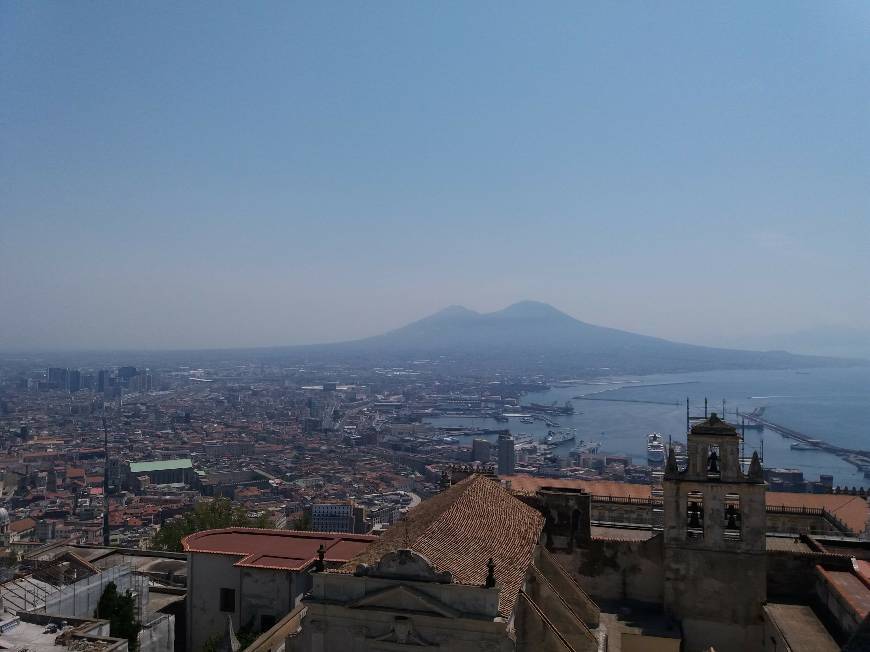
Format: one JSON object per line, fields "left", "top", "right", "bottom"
{"left": 425, "top": 366, "right": 870, "bottom": 488}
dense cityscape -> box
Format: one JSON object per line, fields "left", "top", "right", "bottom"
{"left": 0, "top": 351, "right": 868, "bottom": 651}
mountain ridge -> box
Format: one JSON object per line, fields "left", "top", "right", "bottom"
{"left": 298, "top": 301, "right": 863, "bottom": 375}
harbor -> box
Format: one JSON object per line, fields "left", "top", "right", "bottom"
{"left": 741, "top": 409, "right": 870, "bottom": 478}
{"left": 427, "top": 366, "right": 870, "bottom": 488}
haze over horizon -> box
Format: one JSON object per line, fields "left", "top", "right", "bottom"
{"left": 2, "top": 2, "right": 869, "bottom": 354}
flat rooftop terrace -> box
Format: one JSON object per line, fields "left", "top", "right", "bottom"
{"left": 182, "top": 528, "right": 377, "bottom": 572}
{"left": 596, "top": 600, "right": 681, "bottom": 652}
{"left": 764, "top": 603, "right": 839, "bottom": 652}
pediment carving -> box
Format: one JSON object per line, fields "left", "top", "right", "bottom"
{"left": 368, "top": 616, "right": 439, "bottom": 648}
{"left": 355, "top": 549, "right": 452, "bottom": 583}
{"left": 349, "top": 584, "right": 460, "bottom": 619}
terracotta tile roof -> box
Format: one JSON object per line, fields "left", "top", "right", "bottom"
{"left": 817, "top": 566, "right": 870, "bottom": 620}
{"left": 182, "top": 527, "right": 377, "bottom": 572}
{"left": 855, "top": 560, "right": 870, "bottom": 586}
{"left": 10, "top": 518, "right": 36, "bottom": 533}
{"left": 338, "top": 474, "right": 544, "bottom": 618}
{"left": 504, "top": 474, "right": 652, "bottom": 499}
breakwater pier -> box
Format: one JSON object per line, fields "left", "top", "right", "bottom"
{"left": 742, "top": 411, "right": 870, "bottom": 476}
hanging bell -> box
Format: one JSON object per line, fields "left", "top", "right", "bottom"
{"left": 725, "top": 504, "right": 739, "bottom": 529}
{"left": 708, "top": 450, "right": 720, "bottom": 474}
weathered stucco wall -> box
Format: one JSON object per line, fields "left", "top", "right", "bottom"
{"left": 138, "top": 613, "right": 175, "bottom": 652}
{"left": 551, "top": 535, "right": 664, "bottom": 604}
{"left": 534, "top": 548, "right": 600, "bottom": 628}
{"left": 524, "top": 566, "right": 597, "bottom": 651}
{"left": 767, "top": 551, "right": 851, "bottom": 601}
{"left": 293, "top": 605, "right": 514, "bottom": 652}
{"left": 187, "top": 552, "right": 240, "bottom": 651}
{"left": 765, "top": 510, "right": 845, "bottom": 537}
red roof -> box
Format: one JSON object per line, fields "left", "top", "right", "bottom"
{"left": 182, "top": 528, "right": 377, "bottom": 572}
{"left": 818, "top": 566, "right": 870, "bottom": 620}
{"left": 10, "top": 518, "right": 36, "bottom": 533}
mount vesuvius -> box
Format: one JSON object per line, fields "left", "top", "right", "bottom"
{"left": 278, "top": 301, "right": 862, "bottom": 376}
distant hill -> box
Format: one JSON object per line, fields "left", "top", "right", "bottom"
{"left": 287, "top": 301, "right": 863, "bottom": 376}
{"left": 725, "top": 326, "right": 870, "bottom": 361}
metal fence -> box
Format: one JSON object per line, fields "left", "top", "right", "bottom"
{"left": 1, "top": 563, "right": 147, "bottom": 620}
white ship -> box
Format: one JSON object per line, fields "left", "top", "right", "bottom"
{"left": 648, "top": 432, "right": 666, "bottom": 465}
{"left": 542, "top": 429, "right": 576, "bottom": 445}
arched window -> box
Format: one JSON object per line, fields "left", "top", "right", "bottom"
{"left": 707, "top": 445, "right": 721, "bottom": 479}
{"left": 687, "top": 491, "right": 704, "bottom": 538}
{"left": 724, "top": 493, "right": 741, "bottom": 539}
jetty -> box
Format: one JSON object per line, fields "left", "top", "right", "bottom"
{"left": 573, "top": 396, "right": 680, "bottom": 407}
{"left": 741, "top": 411, "right": 870, "bottom": 474}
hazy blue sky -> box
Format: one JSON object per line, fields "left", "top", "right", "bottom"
{"left": 2, "top": 2, "right": 868, "bottom": 351}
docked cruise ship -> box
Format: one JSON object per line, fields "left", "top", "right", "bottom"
{"left": 648, "top": 432, "right": 666, "bottom": 466}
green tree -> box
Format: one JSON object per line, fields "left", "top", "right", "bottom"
{"left": 151, "top": 498, "right": 271, "bottom": 552}
{"left": 96, "top": 582, "right": 141, "bottom": 651}
{"left": 291, "top": 511, "right": 312, "bottom": 531}
{"left": 95, "top": 581, "right": 119, "bottom": 620}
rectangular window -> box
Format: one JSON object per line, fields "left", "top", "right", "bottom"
{"left": 219, "top": 588, "right": 235, "bottom": 613}
{"left": 724, "top": 493, "right": 742, "bottom": 539}
{"left": 686, "top": 491, "right": 704, "bottom": 538}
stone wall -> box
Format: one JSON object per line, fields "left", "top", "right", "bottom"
{"left": 524, "top": 566, "right": 598, "bottom": 651}
{"left": 765, "top": 509, "right": 848, "bottom": 537}
{"left": 514, "top": 592, "right": 576, "bottom": 652}
{"left": 534, "top": 548, "right": 600, "bottom": 628}
{"left": 137, "top": 613, "right": 175, "bottom": 652}
{"left": 591, "top": 500, "right": 657, "bottom": 526}
{"left": 767, "top": 551, "right": 851, "bottom": 601}
{"left": 551, "top": 535, "right": 664, "bottom": 604}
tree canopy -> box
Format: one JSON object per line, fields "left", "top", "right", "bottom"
{"left": 96, "top": 581, "right": 141, "bottom": 651}
{"left": 151, "top": 498, "right": 271, "bottom": 552}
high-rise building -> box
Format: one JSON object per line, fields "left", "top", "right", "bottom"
{"left": 97, "top": 369, "right": 110, "bottom": 393}
{"left": 47, "top": 367, "right": 67, "bottom": 388}
{"left": 67, "top": 369, "right": 81, "bottom": 392}
{"left": 128, "top": 372, "right": 152, "bottom": 393}
{"left": 471, "top": 438, "right": 492, "bottom": 463}
{"left": 498, "top": 433, "right": 516, "bottom": 475}
{"left": 118, "top": 366, "right": 138, "bottom": 384}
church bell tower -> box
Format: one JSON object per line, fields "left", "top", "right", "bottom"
{"left": 662, "top": 413, "right": 766, "bottom": 651}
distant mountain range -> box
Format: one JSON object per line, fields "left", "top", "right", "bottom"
{"left": 288, "top": 301, "right": 863, "bottom": 376}
{"left": 724, "top": 326, "right": 870, "bottom": 361}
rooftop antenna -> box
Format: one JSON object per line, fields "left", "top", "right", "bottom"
{"left": 686, "top": 398, "right": 690, "bottom": 434}
{"left": 102, "top": 416, "right": 110, "bottom": 546}
{"left": 760, "top": 426, "right": 764, "bottom": 465}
